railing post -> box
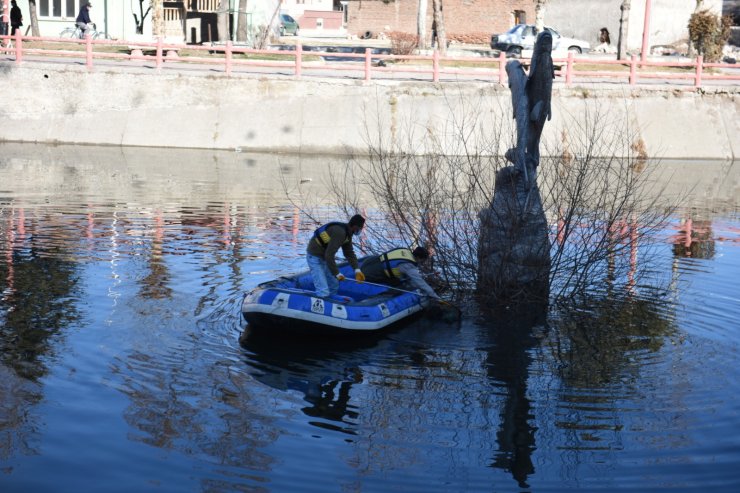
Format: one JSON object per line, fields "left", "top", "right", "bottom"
{"left": 295, "top": 43, "right": 302, "bottom": 78}
{"left": 498, "top": 50, "right": 507, "bottom": 85}
{"left": 85, "top": 33, "right": 93, "bottom": 69}
{"left": 13, "top": 28, "right": 21, "bottom": 65}
{"left": 629, "top": 54, "right": 638, "bottom": 85}
{"left": 641, "top": 0, "right": 652, "bottom": 64}
{"left": 156, "top": 36, "right": 163, "bottom": 70}
{"left": 565, "top": 50, "right": 574, "bottom": 85}
{"left": 225, "top": 40, "right": 233, "bottom": 76}
{"left": 694, "top": 55, "right": 703, "bottom": 88}
{"left": 432, "top": 49, "right": 440, "bottom": 82}
{"left": 364, "top": 47, "right": 371, "bottom": 82}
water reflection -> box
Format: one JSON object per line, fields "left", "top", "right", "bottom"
{"left": 0, "top": 144, "right": 737, "bottom": 492}
{"left": 242, "top": 334, "right": 382, "bottom": 436}
{"left": 0, "top": 208, "right": 82, "bottom": 380}
{"left": 483, "top": 309, "right": 544, "bottom": 489}
{"left": 671, "top": 216, "right": 715, "bottom": 259}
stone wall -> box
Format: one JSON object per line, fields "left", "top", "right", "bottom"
{"left": 0, "top": 63, "right": 737, "bottom": 161}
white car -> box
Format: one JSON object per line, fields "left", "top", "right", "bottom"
{"left": 491, "top": 24, "right": 590, "bottom": 57}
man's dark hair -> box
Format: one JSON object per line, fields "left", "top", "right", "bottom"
{"left": 348, "top": 214, "right": 365, "bottom": 228}
{"left": 413, "top": 246, "right": 430, "bottom": 260}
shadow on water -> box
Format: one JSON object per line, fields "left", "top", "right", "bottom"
{"left": 238, "top": 309, "right": 463, "bottom": 435}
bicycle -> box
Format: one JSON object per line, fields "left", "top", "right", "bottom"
{"left": 59, "top": 23, "right": 104, "bottom": 40}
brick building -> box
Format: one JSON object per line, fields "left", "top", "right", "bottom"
{"left": 344, "top": 0, "right": 534, "bottom": 44}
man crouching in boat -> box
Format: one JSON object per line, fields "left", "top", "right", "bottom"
{"left": 307, "top": 214, "right": 366, "bottom": 298}
{"left": 360, "top": 246, "right": 441, "bottom": 301}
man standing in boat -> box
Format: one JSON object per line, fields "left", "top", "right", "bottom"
{"left": 360, "top": 246, "right": 440, "bottom": 300}
{"left": 307, "top": 214, "right": 366, "bottom": 298}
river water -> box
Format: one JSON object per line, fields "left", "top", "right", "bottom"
{"left": 0, "top": 143, "right": 738, "bottom": 492}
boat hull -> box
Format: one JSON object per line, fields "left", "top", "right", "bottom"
{"left": 241, "top": 264, "right": 425, "bottom": 336}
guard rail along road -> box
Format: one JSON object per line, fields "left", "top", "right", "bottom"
{"left": 0, "top": 32, "right": 738, "bottom": 159}
{"left": 2, "top": 31, "right": 739, "bottom": 87}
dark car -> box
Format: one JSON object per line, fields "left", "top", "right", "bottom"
{"left": 279, "top": 14, "right": 300, "bottom": 36}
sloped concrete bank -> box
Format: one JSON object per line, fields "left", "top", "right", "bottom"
{"left": 0, "top": 63, "right": 737, "bottom": 160}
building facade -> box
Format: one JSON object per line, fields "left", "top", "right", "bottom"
{"left": 1, "top": 0, "right": 281, "bottom": 44}
{"left": 343, "top": 0, "right": 534, "bottom": 44}
{"left": 545, "top": 0, "right": 724, "bottom": 52}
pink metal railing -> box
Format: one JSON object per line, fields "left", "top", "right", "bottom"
{"left": 1, "top": 32, "right": 738, "bottom": 89}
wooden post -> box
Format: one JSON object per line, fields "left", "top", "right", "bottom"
{"left": 629, "top": 54, "right": 638, "bottom": 85}
{"left": 565, "top": 50, "right": 574, "bottom": 86}
{"left": 156, "top": 36, "right": 163, "bottom": 70}
{"left": 295, "top": 43, "right": 302, "bottom": 78}
{"left": 498, "top": 50, "right": 507, "bottom": 85}
{"left": 364, "top": 47, "right": 371, "bottom": 82}
{"left": 694, "top": 55, "right": 703, "bottom": 88}
{"left": 432, "top": 49, "right": 440, "bottom": 82}
{"left": 225, "top": 40, "right": 232, "bottom": 76}
{"left": 641, "top": 0, "right": 652, "bottom": 63}
{"left": 13, "top": 27, "right": 21, "bottom": 65}
{"left": 85, "top": 33, "right": 93, "bottom": 69}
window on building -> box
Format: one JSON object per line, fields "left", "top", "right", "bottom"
{"left": 40, "top": 0, "right": 85, "bottom": 19}
{"left": 514, "top": 10, "right": 527, "bottom": 25}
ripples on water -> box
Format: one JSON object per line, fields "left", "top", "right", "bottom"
{"left": 0, "top": 145, "right": 738, "bottom": 492}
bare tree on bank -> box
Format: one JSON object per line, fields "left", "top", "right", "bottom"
{"left": 217, "top": 0, "right": 229, "bottom": 42}
{"left": 617, "top": 0, "right": 631, "bottom": 60}
{"left": 236, "top": 0, "right": 249, "bottom": 43}
{"left": 132, "top": 0, "right": 152, "bottom": 35}
{"left": 28, "top": 0, "right": 39, "bottom": 36}
{"left": 152, "top": 0, "right": 164, "bottom": 37}
{"left": 432, "top": 0, "right": 447, "bottom": 55}
{"left": 535, "top": 0, "right": 547, "bottom": 33}
{"left": 417, "top": 0, "right": 428, "bottom": 49}
{"left": 302, "top": 94, "right": 671, "bottom": 308}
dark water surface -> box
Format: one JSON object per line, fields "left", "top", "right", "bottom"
{"left": 1, "top": 144, "right": 738, "bottom": 492}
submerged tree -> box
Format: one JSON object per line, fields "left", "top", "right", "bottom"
{"left": 285, "top": 80, "right": 670, "bottom": 310}
{"left": 311, "top": 89, "right": 670, "bottom": 309}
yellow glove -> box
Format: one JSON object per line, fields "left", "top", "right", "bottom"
{"left": 354, "top": 269, "right": 365, "bottom": 282}
{"left": 336, "top": 273, "right": 346, "bottom": 281}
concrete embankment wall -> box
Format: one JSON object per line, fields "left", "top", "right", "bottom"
{"left": 0, "top": 63, "right": 737, "bottom": 160}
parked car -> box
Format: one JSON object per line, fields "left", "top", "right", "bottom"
{"left": 490, "top": 24, "right": 590, "bottom": 57}
{"left": 279, "top": 14, "right": 300, "bottom": 36}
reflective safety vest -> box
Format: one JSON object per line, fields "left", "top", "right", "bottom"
{"left": 313, "top": 222, "right": 350, "bottom": 248}
{"left": 378, "top": 248, "right": 417, "bottom": 279}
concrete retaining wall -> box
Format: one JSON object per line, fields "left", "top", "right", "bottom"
{"left": 0, "top": 63, "right": 737, "bottom": 160}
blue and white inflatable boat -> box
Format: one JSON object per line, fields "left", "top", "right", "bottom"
{"left": 241, "top": 262, "right": 426, "bottom": 335}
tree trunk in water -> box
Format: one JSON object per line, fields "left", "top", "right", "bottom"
{"left": 236, "top": 0, "right": 248, "bottom": 43}
{"left": 617, "top": 0, "right": 631, "bottom": 60}
{"left": 478, "top": 32, "right": 553, "bottom": 308}
{"left": 152, "top": 0, "right": 164, "bottom": 37}
{"left": 534, "top": 0, "right": 546, "bottom": 34}
{"left": 432, "top": 0, "right": 446, "bottom": 56}
{"left": 28, "top": 0, "right": 40, "bottom": 37}
{"left": 417, "top": 0, "right": 428, "bottom": 49}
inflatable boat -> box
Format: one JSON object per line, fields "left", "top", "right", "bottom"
{"left": 241, "top": 263, "right": 426, "bottom": 335}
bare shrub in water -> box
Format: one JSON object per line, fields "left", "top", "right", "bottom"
{"left": 293, "top": 93, "right": 672, "bottom": 305}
